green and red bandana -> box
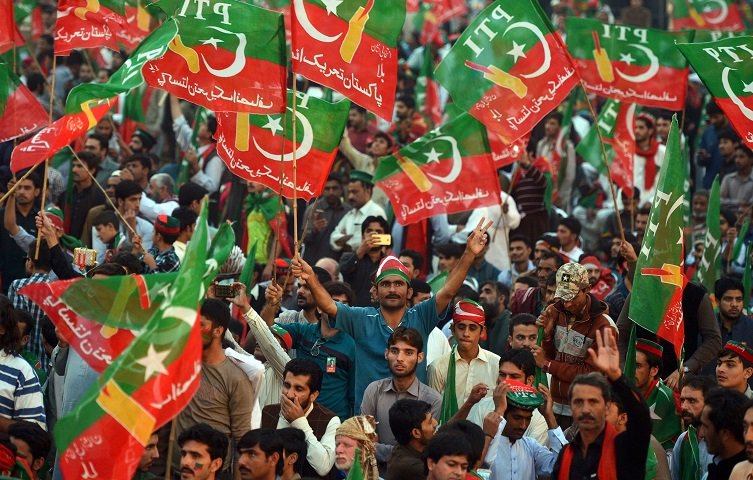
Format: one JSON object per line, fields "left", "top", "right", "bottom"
{"left": 505, "top": 379, "right": 544, "bottom": 410}
{"left": 270, "top": 324, "right": 293, "bottom": 350}
{"left": 676, "top": 36, "right": 753, "bottom": 150}
{"left": 374, "top": 255, "right": 411, "bottom": 285}
{"left": 566, "top": 17, "right": 692, "bottom": 110}
{"left": 636, "top": 338, "right": 663, "bottom": 358}
{"left": 724, "top": 340, "right": 753, "bottom": 365}
{"left": 454, "top": 299, "right": 486, "bottom": 340}
{"left": 154, "top": 214, "right": 180, "bottom": 235}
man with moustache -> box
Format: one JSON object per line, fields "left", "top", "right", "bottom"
{"left": 303, "top": 173, "right": 351, "bottom": 263}
{"left": 236, "top": 429, "right": 282, "bottom": 480}
{"left": 700, "top": 388, "right": 748, "bottom": 480}
{"left": 132, "top": 433, "right": 159, "bottom": 479}
{"left": 478, "top": 281, "right": 511, "bottom": 356}
{"left": 671, "top": 375, "right": 716, "bottom": 480}
{"left": 334, "top": 416, "right": 379, "bottom": 480}
{"left": 509, "top": 250, "right": 565, "bottom": 317}
{"left": 177, "top": 423, "right": 228, "bottom": 480}
{"left": 730, "top": 400, "right": 753, "bottom": 479}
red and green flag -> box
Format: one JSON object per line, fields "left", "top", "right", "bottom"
{"left": 629, "top": 116, "right": 688, "bottom": 361}
{"left": 54, "top": 0, "right": 126, "bottom": 55}
{"left": 53, "top": 202, "right": 214, "bottom": 480}
{"left": 566, "top": 17, "right": 692, "bottom": 110}
{"left": 116, "top": 0, "right": 151, "bottom": 51}
{"left": 11, "top": 18, "right": 178, "bottom": 172}
{"left": 290, "top": 0, "right": 404, "bottom": 120}
{"left": 435, "top": 0, "right": 577, "bottom": 143}
{"left": 489, "top": 131, "right": 529, "bottom": 168}
{"left": 576, "top": 98, "right": 637, "bottom": 195}
{"left": 677, "top": 36, "right": 753, "bottom": 150}
{"left": 415, "top": 44, "right": 442, "bottom": 128}
{"left": 0, "top": 0, "right": 13, "bottom": 53}
{"left": 670, "top": 0, "right": 744, "bottom": 32}
{"left": 694, "top": 176, "right": 721, "bottom": 293}
{"left": 215, "top": 91, "right": 350, "bottom": 200}
{"left": 373, "top": 113, "right": 500, "bottom": 226}
{"left": 145, "top": 0, "right": 286, "bottom": 114}
{"left": 0, "top": 60, "right": 48, "bottom": 143}
{"left": 692, "top": 29, "right": 753, "bottom": 43}
{"left": 679, "top": 426, "right": 702, "bottom": 480}
{"left": 414, "top": 0, "right": 466, "bottom": 46}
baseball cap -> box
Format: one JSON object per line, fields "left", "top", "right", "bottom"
{"left": 554, "top": 263, "right": 589, "bottom": 301}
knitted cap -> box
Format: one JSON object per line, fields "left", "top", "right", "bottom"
{"left": 453, "top": 299, "right": 487, "bottom": 340}
{"left": 635, "top": 339, "right": 663, "bottom": 359}
{"left": 724, "top": 340, "right": 753, "bottom": 365}
{"left": 154, "top": 215, "right": 180, "bottom": 235}
{"left": 374, "top": 256, "right": 411, "bottom": 285}
{"left": 270, "top": 324, "right": 293, "bottom": 351}
{"left": 45, "top": 206, "right": 65, "bottom": 231}
{"left": 505, "top": 380, "right": 545, "bottom": 410}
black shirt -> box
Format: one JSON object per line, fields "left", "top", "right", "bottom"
{"left": 0, "top": 206, "right": 38, "bottom": 293}
{"left": 64, "top": 183, "right": 106, "bottom": 239}
{"left": 707, "top": 448, "right": 747, "bottom": 480}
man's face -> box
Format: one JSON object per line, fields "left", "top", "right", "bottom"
{"left": 281, "top": 372, "right": 316, "bottom": 410}
{"left": 335, "top": 435, "right": 358, "bottom": 471}
{"left": 635, "top": 214, "right": 649, "bottom": 237}
{"left": 692, "top": 194, "right": 708, "bottom": 219}
{"left": 179, "top": 440, "right": 219, "bottom": 480}
{"left": 571, "top": 384, "right": 607, "bottom": 433}
{"left": 719, "top": 289, "right": 744, "bottom": 320}
{"left": 364, "top": 221, "right": 386, "bottom": 251}
{"left": 544, "top": 117, "right": 560, "bottom": 139}
{"left": 719, "top": 138, "right": 738, "bottom": 156}
{"left": 296, "top": 284, "right": 315, "bottom": 310}
{"left": 95, "top": 119, "right": 114, "bottom": 138}
{"left": 9, "top": 437, "right": 35, "bottom": 472}
{"left": 376, "top": 277, "right": 411, "bottom": 311}
{"left": 139, "top": 434, "right": 160, "bottom": 471}
{"left": 128, "top": 135, "right": 144, "bottom": 153}
{"left": 584, "top": 265, "right": 600, "bottom": 287}
{"left": 744, "top": 407, "right": 753, "bottom": 462}
{"left": 556, "top": 224, "right": 575, "bottom": 248}
{"left": 508, "top": 324, "right": 538, "bottom": 350}
{"left": 680, "top": 386, "right": 705, "bottom": 428}
{"left": 399, "top": 256, "right": 420, "bottom": 279}
{"left": 127, "top": 161, "right": 149, "bottom": 182}
{"left": 498, "top": 361, "right": 531, "bottom": 386}
{"left": 346, "top": 181, "right": 369, "bottom": 209}
{"left": 562, "top": 289, "right": 588, "bottom": 315}
{"left": 509, "top": 240, "right": 531, "bottom": 264}
{"left": 119, "top": 193, "right": 142, "bottom": 213}
{"left": 634, "top": 119, "right": 653, "bottom": 143}
{"left": 238, "top": 444, "right": 277, "bottom": 480}
{"left": 735, "top": 149, "right": 753, "bottom": 172}
{"left": 105, "top": 176, "right": 122, "bottom": 200}
{"left": 368, "top": 136, "right": 390, "bottom": 156}
{"left": 412, "top": 291, "right": 431, "bottom": 305}
{"left": 147, "top": 178, "right": 165, "bottom": 202}
{"left": 536, "top": 258, "right": 557, "bottom": 288}
{"left": 543, "top": 282, "right": 557, "bottom": 307}
{"left": 71, "top": 160, "right": 88, "bottom": 183}
{"left": 700, "top": 405, "right": 722, "bottom": 455}
{"left": 709, "top": 112, "right": 725, "bottom": 127}
{"left": 85, "top": 138, "right": 106, "bottom": 160}
{"left": 417, "top": 412, "right": 437, "bottom": 445}
{"left": 199, "top": 317, "right": 220, "bottom": 350}
{"left": 323, "top": 180, "right": 342, "bottom": 205}
{"left": 451, "top": 320, "right": 483, "bottom": 351}
{"left": 716, "top": 354, "right": 752, "bottom": 391}
{"left": 78, "top": 64, "right": 94, "bottom": 82}
{"left": 385, "top": 340, "right": 422, "bottom": 378}
{"left": 502, "top": 406, "right": 533, "bottom": 440}
{"left": 395, "top": 101, "right": 409, "bottom": 120}
{"left": 656, "top": 118, "right": 671, "bottom": 142}
{"left": 437, "top": 254, "right": 459, "bottom": 272}
{"left": 633, "top": 351, "right": 656, "bottom": 391}
{"left": 426, "top": 455, "right": 469, "bottom": 480}
{"left": 533, "top": 242, "right": 550, "bottom": 261}
{"left": 348, "top": 108, "right": 365, "bottom": 128}
{"left": 14, "top": 179, "right": 39, "bottom": 206}
{"left": 479, "top": 283, "right": 501, "bottom": 315}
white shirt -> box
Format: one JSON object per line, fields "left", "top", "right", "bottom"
{"left": 92, "top": 215, "right": 154, "bottom": 264}
{"left": 455, "top": 192, "right": 521, "bottom": 271}
{"left": 559, "top": 245, "right": 584, "bottom": 262}
{"left": 486, "top": 416, "right": 567, "bottom": 480}
{"left": 329, "top": 199, "right": 387, "bottom": 252}
{"left": 139, "top": 192, "right": 179, "bottom": 222}
{"left": 243, "top": 308, "right": 288, "bottom": 409}
{"left": 276, "top": 402, "right": 340, "bottom": 476}
{"left": 426, "top": 327, "right": 451, "bottom": 366}
{"left": 428, "top": 347, "right": 500, "bottom": 406}
{"left": 468, "top": 397, "right": 549, "bottom": 446}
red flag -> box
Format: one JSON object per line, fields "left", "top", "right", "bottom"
{"left": 0, "top": 0, "right": 14, "bottom": 53}
{"left": 489, "top": 132, "right": 529, "bottom": 168}
{"left": 115, "top": 0, "right": 151, "bottom": 52}
{"left": 0, "top": 61, "right": 49, "bottom": 143}
{"left": 54, "top": 0, "right": 126, "bottom": 55}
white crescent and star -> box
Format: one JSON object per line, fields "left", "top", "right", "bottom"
{"left": 294, "top": 0, "right": 342, "bottom": 43}
{"left": 135, "top": 345, "right": 170, "bottom": 380}
{"left": 626, "top": 103, "right": 637, "bottom": 141}
{"left": 321, "top": 0, "right": 343, "bottom": 15}
{"left": 503, "top": 22, "right": 550, "bottom": 79}
{"left": 199, "top": 26, "right": 247, "bottom": 78}
{"left": 262, "top": 116, "right": 284, "bottom": 136}
{"left": 253, "top": 107, "right": 314, "bottom": 161}
{"left": 721, "top": 67, "right": 753, "bottom": 122}
{"left": 615, "top": 43, "right": 659, "bottom": 83}
{"left": 702, "top": 0, "right": 729, "bottom": 24}
{"left": 425, "top": 135, "right": 463, "bottom": 183}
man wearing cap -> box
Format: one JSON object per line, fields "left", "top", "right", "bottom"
{"left": 710, "top": 277, "right": 753, "bottom": 371}
{"left": 533, "top": 262, "right": 616, "bottom": 428}
{"left": 633, "top": 339, "right": 682, "bottom": 450}
{"left": 128, "top": 128, "right": 156, "bottom": 154}
{"left": 580, "top": 256, "right": 613, "bottom": 300}
{"left": 716, "top": 340, "right": 753, "bottom": 398}
{"left": 294, "top": 218, "right": 492, "bottom": 410}
{"left": 329, "top": 171, "right": 387, "bottom": 255}
{"left": 483, "top": 379, "right": 565, "bottom": 480}
{"left": 334, "top": 416, "right": 379, "bottom": 480}
{"left": 133, "top": 214, "right": 180, "bottom": 273}
{"left": 429, "top": 300, "right": 501, "bottom": 409}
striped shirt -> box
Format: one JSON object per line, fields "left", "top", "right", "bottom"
{"left": 0, "top": 351, "right": 46, "bottom": 429}
{"left": 512, "top": 164, "right": 547, "bottom": 215}
{"left": 8, "top": 273, "right": 51, "bottom": 366}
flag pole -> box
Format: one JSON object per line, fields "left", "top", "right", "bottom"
{"left": 0, "top": 163, "right": 42, "bottom": 205}
{"left": 34, "top": 55, "right": 57, "bottom": 260}
{"left": 291, "top": 79, "right": 299, "bottom": 256}
{"left": 272, "top": 106, "right": 288, "bottom": 286}
{"left": 578, "top": 82, "right": 626, "bottom": 243}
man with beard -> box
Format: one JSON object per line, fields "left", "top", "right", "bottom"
{"left": 535, "top": 111, "right": 576, "bottom": 211}
{"left": 340, "top": 216, "right": 391, "bottom": 306}
{"left": 700, "top": 388, "right": 747, "bottom": 480}
{"left": 388, "top": 96, "right": 427, "bottom": 146}
{"left": 173, "top": 299, "right": 254, "bottom": 476}
{"left": 671, "top": 375, "right": 715, "bottom": 480}
{"left": 633, "top": 113, "right": 666, "bottom": 207}
{"left": 0, "top": 172, "right": 41, "bottom": 294}
{"left": 236, "top": 429, "right": 282, "bottom": 480}
{"left": 177, "top": 423, "right": 228, "bottom": 480}
{"left": 139, "top": 173, "right": 179, "bottom": 222}
{"left": 261, "top": 358, "right": 339, "bottom": 479}
{"left": 730, "top": 401, "right": 753, "bottom": 479}
{"left": 132, "top": 433, "right": 159, "bottom": 479}
{"left": 703, "top": 277, "right": 753, "bottom": 377}
{"left": 386, "top": 399, "right": 438, "bottom": 479}
{"left": 60, "top": 151, "right": 105, "bottom": 240}
{"left": 329, "top": 171, "right": 387, "bottom": 254}
{"left": 334, "top": 416, "right": 379, "bottom": 480}
{"left": 580, "top": 256, "right": 613, "bottom": 301}
{"left": 345, "top": 105, "right": 378, "bottom": 154}
{"left": 509, "top": 250, "right": 565, "bottom": 317}
{"left": 303, "top": 173, "right": 351, "bottom": 263}
{"left": 128, "top": 128, "right": 156, "bottom": 155}
{"left": 361, "top": 327, "right": 442, "bottom": 466}
{"left": 85, "top": 132, "right": 119, "bottom": 185}
{"left": 484, "top": 380, "right": 564, "bottom": 480}
{"left": 478, "top": 281, "right": 511, "bottom": 356}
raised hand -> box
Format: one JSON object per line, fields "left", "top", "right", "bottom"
{"left": 466, "top": 217, "right": 494, "bottom": 256}
{"left": 587, "top": 327, "right": 621, "bottom": 381}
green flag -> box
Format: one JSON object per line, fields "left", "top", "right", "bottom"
{"left": 534, "top": 327, "right": 548, "bottom": 389}
{"left": 239, "top": 240, "right": 258, "bottom": 295}
{"left": 679, "top": 426, "right": 701, "bottom": 480}
{"left": 733, "top": 218, "right": 750, "bottom": 260}
{"left": 439, "top": 345, "right": 459, "bottom": 424}
{"left": 623, "top": 322, "right": 637, "bottom": 381}
{"left": 745, "top": 245, "right": 751, "bottom": 309}
{"left": 669, "top": 0, "right": 745, "bottom": 31}
{"left": 345, "top": 448, "right": 363, "bottom": 480}
{"left": 694, "top": 176, "right": 721, "bottom": 293}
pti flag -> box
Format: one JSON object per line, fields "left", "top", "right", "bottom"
{"left": 435, "top": 0, "right": 577, "bottom": 143}
{"left": 0, "top": 0, "right": 14, "bottom": 53}
{"left": 54, "top": 202, "right": 214, "bottom": 480}
{"left": 488, "top": 132, "right": 529, "bottom": 168}
{"left": 0, "top": 61, "right": 48, "bottom": 143}
{"left": 115, "top": 0, "right": 151, "bottom": 51}
{"left": 566, "top": 17, "right": 692, "bottom": 110}
{"left": 677, "top": 36, "right": 753, "bottom": 149}
{"left": 11, "top": 19, "right": 178, "bottom": 172}
{"left": 694, "top": 176, "right": 721, "bottom": 295}
{"left": 416, "top": 45, "right": 442, "bottom": 127}
{"left": 670, "top": 0, "right": 744, "bottom": 32}
{"left": 374, "top": 114, "right": 499, "bottom": 225}
{"left": 692, "top": 29, "right": 753, "bottom": 43}
{"left": 576, "top": 99, "right": 637, "bottom": 195}
{"left": 54, "top": 0, "right": 126, "bottom": 55}
{"left": 145, "top": 0, "right": 287, "bottom": 114}
{"left": 629, "top": 116, "right": 688, "bottom": 360}
{"left": 215, "top": 90, "right": 350, "bottom": 200}
{"left": 291, "top": 0, "right": 404, "bottom": 120}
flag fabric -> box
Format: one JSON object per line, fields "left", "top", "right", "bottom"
{"left": 116, "top": 0, "right": 151, "bottom": 51}
{"left": 646, "top": 379, "right": 682, "bottom": 449}
{"left": 489, "top": 131, "right": 529, "bottom": 168}
{"left": 373, "top": 114, "right": 500, "bottom": 226}
{"left": 54, "top": 202, "right": 215, "bottom": 480}
{"left": 623, "top": 322, "right": 637, "bottom": 381}
{"left": 670, "top": 0, "right": 745, "bottom": 32}
{"left": 215, "top": 91, "right": 350, "bottom": 200}
{"left": 566, "top": 17, "right": 692, "bottom": 110}
{"left": 734, "top": 218, "right": 750, "bottom": 261}
{"left": 239, "top": 240, "right": 258, "bottom": 295}
{"left": 693, "top": 29, "right": 753, "bottom": 43}
{"left": 678, "top": 36, "right": 753, "bottom": 149}
{"left": 435, "top": 0, "right": 577, "bottom": 144}
{"left": 576, "top": 98, "right": 637, "bottom": 194}
{"left": 439, "top": 345, "right": 459, "bottom": 424}
{"left": 290, "top": 0, "right": 405, "bottom": 120}
{"left": 414, "top": 0, "right": 467, "bottom": 46}
{"left": 54, "top": 0, "right": 126, "bottom": 55}
{"left": 629, "top": 116, "right": 688, "bottom": 361}
{"left": 345, "top": 448, "right": 363, "bottom": 480}
{"left": 744, "top": 245, "right": 751, "bottom": 309}
{"left": 10, "top": 19, "right": 178, "bottom": 172}
{"left": 0, "top": 61, "right": 48, "bottom": 143}
{"left": 0, "top": 0, "right": 13, "bottom": 53}
{"left": 144, "top": 0, "right": 286, "bottom": 114}
{"left": 679, "top": 425, "right": 702, "bottom": 480}
{"left": 694, "top": 176, "right": 721, "bottom": 293}
{"left": 534, "top": 326, "right": 548, "bottom": 389}
{"left": 416, "top": 45, "right": 442, "bottom": 127}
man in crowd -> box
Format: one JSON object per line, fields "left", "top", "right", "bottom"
{"left": 132, "top": 433, "right": 159, "bottom": 480}
{"left": 303, "top": 173, "right": 351, "bottom": 263}
{"left": 497, "top": 235, "right": 535, "bottom": 289}
{"left": 329, "top": 171, "right": 386, "bottom": 254}
{"left": 124, "top": 154, "right": 152, "bottom": 192}
{"left": 535, "top": 111, "right": 575, "bottom": 211}
{"left": 8, "top": 421, "right": 50, "bottom": 479}
{"left": 701, "top": 388, "right": 748, "bottom": 480}
{"left": 340, "top": 216, "right": 391, "bottom": 306}
{"left": 478, "top": 281, "right": 511, "bottom": 355}
{"left": 556, "top": 217, "right": 583, "bottom": 261}
{"left": 510, "top": 250, "right": 564, "bottom": 317}
{"left": 386, "top": 399, "right": 437, "bottom": 479}
{"left": 334, "top": 415, "right": 379, "bottom": 479}
{"left": 424, "top": 432, "right": 474, "bottom": 480}
{"left": 731, "top": 400, "right": 753, "bottom": 479}
{"left": 177, "top": 423, "right": 228, "bottom": 480}
{"left": 236, "top": 429, "right": 282, "bottom": 480}
{"left": 140, "top": 172, "right": 179, "bottom": 222}
{"left": 671, "top": 375, "right": 715, "bottom": 480}
{"left": 63, "top": 151, "right": 105, "bottom": 240}
{"left": 716, "top": 341, "right": 753, "bottom": 398}
{"left": 703, "top": 277, "right": 753, "bottom": 377}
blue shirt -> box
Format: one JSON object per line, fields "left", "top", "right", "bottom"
{"left": 335, "top": 296, "right": 448, "bottom": 410}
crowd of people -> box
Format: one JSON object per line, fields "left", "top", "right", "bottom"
{"left": 1, "top": 0, "right": 753, "bottom": 479}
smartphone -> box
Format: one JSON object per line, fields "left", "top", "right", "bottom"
{"left": 373, "top": 234, "right": 392, "bottom": 246}
{"left": 214, "top": 283, "right": 238, "bottom": 298}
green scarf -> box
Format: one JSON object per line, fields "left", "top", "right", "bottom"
{"left": 440, "top": 345, "right": 459, "bottom": 424}
{"left": 244, "top": 190, "right": 282, "bottom": 223}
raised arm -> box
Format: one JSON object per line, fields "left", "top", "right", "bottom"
{"left": 291, "top": 254, "right": 337, "bottom": 318}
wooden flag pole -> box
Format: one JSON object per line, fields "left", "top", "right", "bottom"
{"left": 0, "top": 163, "right": 42, "bottom": 206}
{"left": 291, "top": 80, "right": 299, "bottom": 256}
{"left": 272, "top": 107, "right": 288, "bottom": 286}
{"left": 34, "top": 56, "right": 57, "bottom": 260}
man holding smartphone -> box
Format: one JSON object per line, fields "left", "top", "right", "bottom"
{"left": 340, "top": 216, "right": 392, "bottom": 307}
